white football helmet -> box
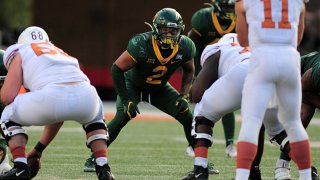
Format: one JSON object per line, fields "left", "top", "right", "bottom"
{"left": 17, "top": 26, "right": 50, "bottom": 44}
{"left": 218, "top": 33, "right": 238, "bottom": 44}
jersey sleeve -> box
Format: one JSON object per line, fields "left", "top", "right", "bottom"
{"left": 127, "top": 34, "right": 148, "bottom": 63}
{"left": 3, "top": 44, "right": 23, "bottom": 70}
{"left": 182, "top": 36, "right": 196, "bottom": 61}
{"left": 200, "top": 44, "right": 220, "bottom": 67}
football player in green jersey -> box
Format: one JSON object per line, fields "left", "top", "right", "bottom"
{"left": 188, "top": 0, "right": 239, "bottom": 168}
{"left": 82, "top": 8, "right": 196, "bottom": 172}
{"left": 108, "top": 7, "right": 195, "bottom": 147}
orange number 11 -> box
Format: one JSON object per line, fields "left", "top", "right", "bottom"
{"left": 262, "top": 0, "right": 291, "bottom": 29}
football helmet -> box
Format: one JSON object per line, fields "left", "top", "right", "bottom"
{"left": 150, "top": 8, "right": 185, "bottom": 49}
{"left": 17, "top": 26, "right": 50, "bottom": 44}
{"left": 207, "top": 0, "right": 235, "bottom": 19}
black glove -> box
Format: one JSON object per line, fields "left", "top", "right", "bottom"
{"left": 176, "top": 94, "right": 190, "bottom": 113}
{"left": 124, "top": 100, "right": 140, "bottom": 119}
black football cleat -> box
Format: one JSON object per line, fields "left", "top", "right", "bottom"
{"left": 182, "top": 165, "right": 209, "bottom": 180}
{"left": 0, "top": 161, "right": 31, "bottom": 180}
{"left": 312, "top": 166, "right": 320, "bottom": 180}
{"left": 95, "top": 163, "right": 115, "bottom": 180}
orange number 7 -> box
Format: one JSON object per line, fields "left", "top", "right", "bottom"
{"left": 262, "top": 0, "right": 291, "bottom": 29}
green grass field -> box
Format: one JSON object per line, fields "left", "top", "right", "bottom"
{"left": 23, "top": 115, "right": 320, "bottom": 180}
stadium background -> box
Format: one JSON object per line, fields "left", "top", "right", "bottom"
{"left": 0, "top": 0, "right": 320, "bottom": 100}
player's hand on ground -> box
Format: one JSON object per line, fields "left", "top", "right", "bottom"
{"left": 27, "top": 148, "right": 42, "bottom": 159}
{"left": 27, "top": 148, "right": 42, "bottom": 178}
{"left": 124, "top": 100, "right": 140, "bottom": 119}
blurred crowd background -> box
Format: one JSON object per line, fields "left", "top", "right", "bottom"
{"left": 0, "top": 0, "right": 319, "bottom": 99}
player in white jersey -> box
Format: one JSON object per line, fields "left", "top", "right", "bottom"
{"left": 235, "top": 0, "right": 311, "bottom": 180}
{"left": 0, "top": 26, "right": 114, "bottom": 180}
{"left": 183, "top": 33, "right": 260, "bottom": 180}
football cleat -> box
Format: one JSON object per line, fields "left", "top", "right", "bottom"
{"left": 83, "top": 154, "right": 96, "bottom": 172}
{"left": 249, "top": 165, "right": 262, "bottom": 180}
{"left": 0, "top": 162, "right": 31, "bottom": 180}
{"left": 185, "top": 146, "right": 195, "bottom": 157}
{"left": 95, "top": 163, "right": 115, "bottom": 180}
{"left": 225, "top": 143, "right": 237, "bottom": 158}
{"left": 0, "top": 138, "right": 10, "bottom": 174}
{"left": 0, "top": 139, "right": 7, "bottom": 164}
{"left": 274, "top": 159, "right": 291, "bottom": 180}
{"left": 182, "top": 165, "right": 209, "bottom": 180}
{"left": 312, "top": 166, "right": 320, "bottom": 180}
{"left": 207, "top": 162, "right": 219, "bottom": 174}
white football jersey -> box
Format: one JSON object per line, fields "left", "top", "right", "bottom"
{"left": 200, "top": 42, "right": 251, "bottom": 77}
{"left": 4, "top": 42, "right": 89, "bottom": 91}
{"left": 243, "top": 0, "right": 305, "bottom": 48}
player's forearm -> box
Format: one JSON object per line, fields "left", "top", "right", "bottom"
{"left": 111, "top": 63, "right": 129, "bottom": 102}
{"left": 180, "top": 71, "right": 194, "bottom": 96}
{"left": 40, "top": 122, "right": 64, "bottom": 146}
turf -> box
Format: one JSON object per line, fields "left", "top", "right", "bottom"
{"left": 22, "top": 116, "right": 320, "bottom": 180}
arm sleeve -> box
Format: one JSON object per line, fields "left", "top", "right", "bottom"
{"left": 111, "top": 63, "right": 129, "bottom": 103}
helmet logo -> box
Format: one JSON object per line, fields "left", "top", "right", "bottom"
{"left": 167, "top": 22, "right": 178, "bottom": 28}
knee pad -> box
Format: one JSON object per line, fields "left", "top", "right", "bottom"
{"left": 191, "top": 116, "right": 214, "bottom": 147}
{"left": 86, "top": 133, "right": 109, "bottom": 148}
{"left": 270, "top": 130, "right": 290, "bottom": 154}
{"left": 0, "top": 120, "right": 28, "bottom": 143}
{"left": 83, "top": 122, "right": 109, "bottom": 147}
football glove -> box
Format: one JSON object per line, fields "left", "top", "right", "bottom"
{"left": 27, "top": 148, "right": 42, "bottom": 179}
{"left": 124, "top": 100, "right": 140, "bottom": 119}
{"left": 176, "top": 94, "right": 190, "bottom": 113}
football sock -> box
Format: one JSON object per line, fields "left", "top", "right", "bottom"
{"left": 237, "top": 141, "right": 257, "bottom": 169}
{"left": 94, "top": 149, "right": 108, "bottom": 166}
{"left": 221, "top": 113, "right": 235, "bottom": 146}
{"left": 235, "top": 168, "right": 250, "bottom": 180}
{"left": 96, "top": 157, "right": 108, "bottom": 166}
{"left": 194, "top": 147, "right": 208, "bottom": 168}
{"left": 299, "top": 168, "right": 312, "bottom": 180}
{"left": 290, "top": 140, "right": 311, "bottom": 170}
{"left": 176, "top": 111, "right": 194, "bottom": 148}
{"left": 11, "top": 146, "right": 27, "bottom": 164}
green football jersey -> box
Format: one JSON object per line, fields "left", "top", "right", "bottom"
{"left": 191, "top": 7, "right": 236, "bottom": 75}
{"left": 191, "top": 7, "right": 236, "bottom": 45}
{"left": 301, "top": 51, "right": 320, "bottom": 90}
{"left": 125, "top": 31, "right": 196, "bottom": 92}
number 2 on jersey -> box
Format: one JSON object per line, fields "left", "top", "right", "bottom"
{"left": 262, "top": 0, "right": 291, "bottom": 29}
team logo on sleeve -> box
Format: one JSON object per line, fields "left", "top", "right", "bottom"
{"left": 146, "top": 58, "right": 155, "bottom": 64}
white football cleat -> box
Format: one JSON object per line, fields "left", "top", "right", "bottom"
{"left": 274, "top": 159, "right": 291, "bottom": 180}
{"left": 0, "top": 151, "right": 11, "bottom": 174}
{"left": 185, "top": 146, "right": 195, "bottom": 157}
{"left": 225, "top": 143, "right": 237, "bottom": 158}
